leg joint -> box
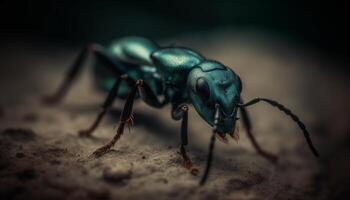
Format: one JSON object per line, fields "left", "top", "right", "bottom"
{"left": 181, "top": 105, "right": 188, "bottom": 112}
{"left": 136, "top": 79, "right": 144, "bottom": 86}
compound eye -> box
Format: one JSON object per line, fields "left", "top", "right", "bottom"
{"left": 196, "top": 78, "right": 210, "bottom": 100}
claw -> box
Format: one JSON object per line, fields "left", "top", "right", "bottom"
{"left": 78, "top": 129, "right": 92, "bottom": 137}
{"left": 189, "top": 165, "right": 199, "bottom": 176}
{"left": 183, "top": 159, "right": 199, "bottom": 176}
{"left": 92, "top": 145, "right": 111, "bottom": 157}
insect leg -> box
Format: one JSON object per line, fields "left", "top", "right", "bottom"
{"left": 200, "top": 104, "right": 220, "bottom": 186}
{"left": 137, "top": 80, "right": 168, "bottom": 108}
{"left": 42, "top": 44, "right": 121, "bottom": 104}
{"left": 239, "top": 99, "right": 278, "bottom": 163}
{"left": 92, "top": 80, "right": 142, "bottom": 157}
{"left": 78, "top": 74, "right": 133, "bottom": 137}
{"left": 172, "top": 104, "right": 198, "bottom": 175}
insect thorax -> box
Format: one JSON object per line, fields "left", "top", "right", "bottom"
{"left": 150, "top": 47, "right": 205, "bottom": 102}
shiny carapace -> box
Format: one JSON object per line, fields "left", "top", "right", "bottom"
{"left": 43, "top": 36, "right": 319, "bottom": 186}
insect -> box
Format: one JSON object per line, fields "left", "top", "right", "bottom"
{"left": 43, "top": 36, "right": 319, "bottom": 185}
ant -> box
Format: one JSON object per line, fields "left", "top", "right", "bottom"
{"left": 42, "top": 36, "right": 319, "bottom": 185}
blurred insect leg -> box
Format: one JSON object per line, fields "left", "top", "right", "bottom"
{"left": 42, "top": 46, "right": 89, "bottom": 104}
{"left": 239, "top": 100, "right": 278, "bottom": 163}
{"left": 92, "top": 80, "right": 141, "bottom": 157}
{"left": 78, "top": 75, "right": 132, "bottom": 137}
{"left": 172, "top": 104, "right": 198, "bottom": 175}
{"left": 42, "top": 44, "right": 121, "bottom": 104}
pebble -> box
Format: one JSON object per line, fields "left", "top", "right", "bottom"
{"left": 103, "top": 167, "right": 132, "bottom": 184}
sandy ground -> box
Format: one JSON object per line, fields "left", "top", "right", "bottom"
{"left": 0, "top": 30, "right": 349, "bottom": 200}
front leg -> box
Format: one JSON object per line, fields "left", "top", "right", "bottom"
{"left": 172, "top": 104, "right": 198, "bottom": 175}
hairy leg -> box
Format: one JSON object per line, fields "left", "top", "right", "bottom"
{"left": 92, "top": 80, "right": 141, "bottom": 157}
{"left": 92, "top": 79, "right": 168, "bottom": 157}
{"left": 79, "top": 74, "right": 134, "bottom": 137}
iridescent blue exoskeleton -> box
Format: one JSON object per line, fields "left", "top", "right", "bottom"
{"left": 43, "top": 36, "right": 319, "bottom": 185}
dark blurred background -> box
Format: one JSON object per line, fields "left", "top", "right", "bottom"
{"left": 0, "top": 0, "right": 349, "bottom": 61}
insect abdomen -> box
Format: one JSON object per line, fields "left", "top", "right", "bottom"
{"left": 93, "top": 37, "right": 162, "bottom": 98}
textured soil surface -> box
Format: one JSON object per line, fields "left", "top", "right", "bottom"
{"left": 0, "top": 30, "right": 349, "bottom": 200}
